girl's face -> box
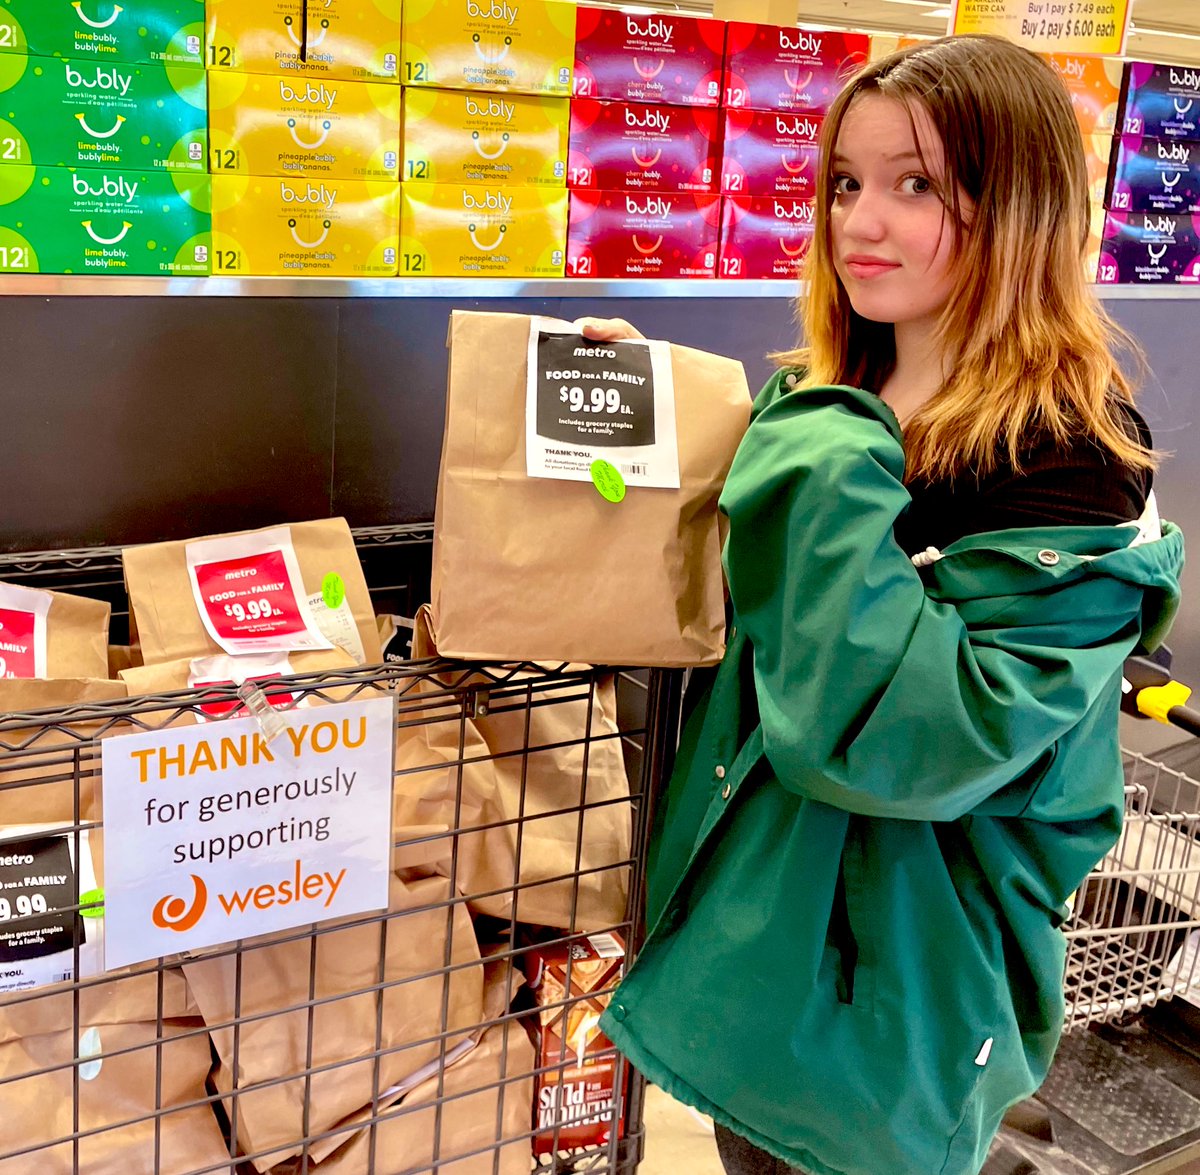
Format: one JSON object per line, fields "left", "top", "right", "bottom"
{"left": 830, "top": 94, "right": 971, "bottom": 332}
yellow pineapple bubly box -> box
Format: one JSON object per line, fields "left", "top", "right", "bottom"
{"left": 400, "top": 0, "right": 573, "bottom": 95}
{"left": 399, "top": 182, "right": 566, "bottom": 276}
{"left": 401, "top": 86, "right": 567, "bottom": 186}
{"left": 210, "top": 173, "right": 399, "bottom": 275}
{"left": 207, "top": 71, "right": 400, "bottom": 180}
{"left": 1043, "top": 53, "right": 1122, "bottom": 136}
{"left": 205, "top": 0, "right": 400, "bottom": 83}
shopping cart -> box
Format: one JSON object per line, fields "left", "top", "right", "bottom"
{"left": 0, "top": 530, "right": 684, "bottom": 1175}
{"left": 989, "top": 657, "right": 1200, "bottom": 1175}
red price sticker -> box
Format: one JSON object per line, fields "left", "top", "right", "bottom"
{"left": 0, "top": 607, "right": 38, "bottom": 679}
{"left": 185, "top": 530, "right": 332, "bottom": 657}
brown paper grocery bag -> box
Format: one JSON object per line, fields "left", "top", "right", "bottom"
{"left": 0, "top": 582, "right": 110, "bottom": 681}
{"left": 430, "top": 310, "right": 750, "bottom": 666}
{"left": 393, "top": 608, "right": 630, "bottom": 933}
{"left": 185, "top": 873, "right": 484, "bottom": 1172}
{"left": 0, "top": 968, "right": 228, "bottom": 1175}
{"left": 0, "top": 678, "right": 127, "bottom": 827}
{"left": 123, "top": 518, "right": 381, "bottom": 669}
{"left": 269, "top": 959, "right": 534, "bottom": 1175}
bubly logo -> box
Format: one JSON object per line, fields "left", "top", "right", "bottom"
{"left": 1144, "top": 215, "right": 1177, "bottom": 233}
{"left": 625, "top": 15, "right": 674, "bottom": 42}
{"left": 774, "top": 201, "right": 814, "bottom": 221}
{"left": 775, "top": 115, "right": 820, "bottom": 139}
{"left": 465, "top": 95, "right": 515, "bottom": 122}
{"left": 1158, "top": 141, "right": 1189, "bottom": 163}
{"left": 625, "top": 107, "right": 671, "bottom": 133}
{"left": 462, "top": 189, "right": 513, "bottom": 213}
{"left": 72, "top": 172, "right": 138, "bottom": 201}
{"left": 1052, "top": 57, "right": 1085, "bottom": 81}
{"left": 626, "top": 194, "right": 672, "bottom": 216}
{"left": 153, "top": 874, "right": 208, "bottom": 932}
{"left": 280, "top": 181, "right": 338, "bottom": 210}
{"left": 280, "top": 80, "right": 337, "bottom": 110}
{"left": 65, "top": 62, "right": 132, "bottom": 96}
{"left": 1170, "top": 68, "right": 1200, "bottom": 91}
{"left": 779, "top": 30, "right": 822, "bottom": 54}
{"left": 467, "top": 0, "right": 517, "bottom": 23}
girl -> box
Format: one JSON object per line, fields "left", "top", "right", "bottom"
{"left": 580, "top": 35, "right": 1185, "bottom": 1175}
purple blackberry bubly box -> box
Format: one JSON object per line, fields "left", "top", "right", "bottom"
{"left": 1107, "top": 134, "right": 1200, "bottom": 214}
{"left": 1097, "top": 212, "right": 1200, "bottom": 284}
{"left": 1119, "top": 63, "right": 1200, "bottom": 141}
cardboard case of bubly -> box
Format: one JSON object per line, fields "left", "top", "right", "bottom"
{"left": 210, "top": 174, "right": 399, "bottom": 276}
{"left": 1097, "top": 211, "right": 1200, "bottom": 284}
{"left": 205, "top": 0, "right": 400, "bottom": 83}
{"left": 400, "top": 0, "right": 574, "bottom": 96}
{"left": 399, "top": 182, "right": 567, "bottom": 276}
{"left": 207, "top": 71, "right": 400, "bottom": 180}
{"left": 1044, "top": 52, "right": 1122, "bottom": 135}
{"left": 402, "top": 86, "right": 567, "bottom": 186}
{"left": 1118, "top": 62, "right": 1200, "bottom": 141}
{"left": 573, "top": 6, "right": 723, "bottom": 107}
{"left": 719, "top": 195, "right": 813, "bottom": 279}
{"left": 568, "top": 99, "right": 718, "bottom": 194}
{"left": 0, "top": 165, "right": 210, "bottom": 275}
{"left": 0, "top": 0, "right": 204, "bottom": 67}
{"left": 720, "top": 109, "right": 821, "bottom": 198}
{"left": 567, "top": 189, "right": 719, "bottom": 279}
{"left": 1107, "top": 134, "right": 1200, "bottom": 215}
{"left": 0, "top": 53, "right": 206, "bottom": 172}
{"left": 722, "top": 23, "right": 867, "bottom": 113}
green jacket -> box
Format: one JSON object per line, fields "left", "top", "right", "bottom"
{"left": 600, "top": 377, "right": 1185, "bottom": 1175}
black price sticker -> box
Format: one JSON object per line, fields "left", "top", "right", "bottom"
{"left": 0, "top": 835, "right": 81, "bottom": 965}
{"left": 533, "top": 332, "right": 657, "bottom": 449}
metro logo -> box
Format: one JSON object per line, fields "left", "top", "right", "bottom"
{"left": 152, "top": 873, "right": 207, "bottom": 932}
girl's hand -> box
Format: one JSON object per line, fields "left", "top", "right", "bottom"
{"left": 572, "top": 316, "right": 646, "bottom": 343}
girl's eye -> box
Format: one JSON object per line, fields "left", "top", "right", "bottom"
{"left": 833, "top": 174, "right": 859, "bottom": 195}
{"left": 901, "top": 173, "right": 933, "bottom": 195}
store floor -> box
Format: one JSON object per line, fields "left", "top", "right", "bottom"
{"left": 641, "top": 1084, "right": 725, "bottom": 1175}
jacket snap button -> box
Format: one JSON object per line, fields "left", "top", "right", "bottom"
{"left": 715, "top": 765, "right": 726, "bottom": 780}
{"left": 1037, "top": 549, "right": 1060, "bottom": 566}
{"left": 721, "top": 782, "right": 732, "bottom": 800}
{"left": 610, "top": 1003, "right": 627, "bottom": 1023}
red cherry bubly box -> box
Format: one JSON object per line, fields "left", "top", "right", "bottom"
{"left": 1097, "top": 211, "right": 1200, "bottom": 284}
{"left": 573, "top": 6, "right": 724, "bottom": 107}
{"left": 567, "top": 189, "right": 719, "bottom": 278}
{"left": 722, "top": 23, "right": 867, "bottom": 113}
{"left": 720, "top": 109, "right": 822, "bottom": 198}
{"left": 1106, "top": 133, "right": 1200, "bottom": 215}
{"left": 568, "top": 98, "right": 719, "bottom": 193}
{"left": 719, "top": 195, "right": 814, "bottom": 279}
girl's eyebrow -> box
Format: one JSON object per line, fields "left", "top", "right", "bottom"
{"left": 832, "top": 150, "right": 923, "bottom": 165}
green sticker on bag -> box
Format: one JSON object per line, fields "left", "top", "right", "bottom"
{"left": 590, "top": 460, "right": 626, "bottom": 504}
{"left": 322, "top": 572, "right": 346, "bottom": 609}
{"left": 79, "top": 888, "right": 105, "bottom": 919}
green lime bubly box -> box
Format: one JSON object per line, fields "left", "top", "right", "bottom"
{"left": 0, "top": 164, "right": 210, "bottom": 274}
{"left": 0, "top": 53, "right": 206, "bottom": 171}
{"left": 0, "top": 1, "right": 204, "bottom": 68}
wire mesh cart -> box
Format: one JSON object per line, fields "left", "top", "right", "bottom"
{"left": 0, "top": 531, "right": 684, "bottom": 1175}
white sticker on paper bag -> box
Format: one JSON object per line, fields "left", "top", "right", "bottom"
{"left": 188, "top": 653, "right": 305, "bottom": 722}
{"left": 0, "top": 827, "right": 103, "bottom": 994}
{"left": 185, "top": 528, "right": 333, "bottom": 657}
{"left": 307, "top": 591, "right": 366, "bottom": 664}
{"left": 525, "top": 317, "right": 680, "bottom": 489}
{"left": 0, "top": 583, "right": 52, "bottom": 680}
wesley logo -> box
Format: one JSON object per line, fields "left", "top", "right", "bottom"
{"left": 280, "top": 181, "right": 338, "bottom": 210}
{"left": 775, "top": 115, "right": 820, "bottom": 140}
{"left": 71, "top": 2, "right": 124, "bottom": 30}
{"left": 152, "top": 873, "right": 207, "bottom": 932}
{"left": 72, "top": 172, "right": 139, "bottom": 201}
{"left": 216, "top": 861, "right": 346, "bottom": 914}
{"left": 280, "top": 80, "right": 338, "bottom": 111}
{"left": 64, "top": 63, "right": 132, "bottom": 97}
{"left": 625, "top": 107, "right": 671, "bottom": 133}
{"left": 625, "top": 194, "right": 672, "bottom": 217}
{"left": 779, "top": 30, "right": 822, "bottom": 54}
{"left": 626, "top": 16, "right": 674, "bottom": 43}
{"left": 467, "top": 0, "right": 518, "bottom": 23}
{"left": 465, "top": 96, "right": 515, "bottom": 122}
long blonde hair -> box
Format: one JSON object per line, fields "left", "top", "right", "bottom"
{"left": 781, "top": 34, "right": 1155, "bottom": 482}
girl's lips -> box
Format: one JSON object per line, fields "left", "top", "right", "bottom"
{"left": 844, "top": 258, "right": 902, "bottom": 280}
